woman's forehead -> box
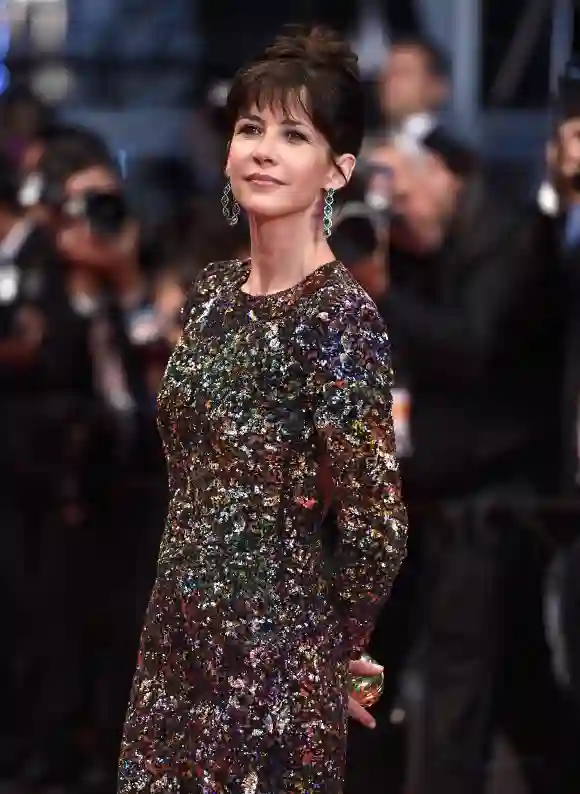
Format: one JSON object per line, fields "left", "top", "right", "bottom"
{"left": 240, "top": 86, "right": 313, "bottom": 125}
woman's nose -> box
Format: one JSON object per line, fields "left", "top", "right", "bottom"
{"left": 252, "top": 131, "right": 277, "bottom": 164}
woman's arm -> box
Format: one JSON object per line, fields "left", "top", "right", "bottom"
{"left": 306, "top": 298, "right": 408, "bottom": 656}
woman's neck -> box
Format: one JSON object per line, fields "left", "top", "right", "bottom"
{"left": 243, "top": 211, "right": 335, "bottom": 296}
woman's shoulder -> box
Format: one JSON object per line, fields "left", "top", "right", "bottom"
{"left": 193, "top": 258, "right": 245, "bottom": 295}
{"left": 181, "top": 259, "right": 244, "bottom": 319}
{"left": 307, "top": 261, "right": 387, "bottom": 333}
{"left": 293, "top": 263, "right": 392, "bottom": 376}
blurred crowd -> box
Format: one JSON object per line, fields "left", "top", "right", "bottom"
{"left": 0, "top": 82, "right": 251, "bottom": 794}
{"left": 2, "top": 20, "right": 580, "bottom": 794}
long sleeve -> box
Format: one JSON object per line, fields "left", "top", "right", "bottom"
{"left": 306, "top": 299, "right": 408, "bottom": 656}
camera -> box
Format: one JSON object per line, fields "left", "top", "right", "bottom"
{"left": 331, "top": 202, "right": 379, "bottom": 268}
{"left": 61, "top": 190, "right": 130, "bottom": 238}
{"left": 19, "top": 172, "right": 130, "bottom": 238}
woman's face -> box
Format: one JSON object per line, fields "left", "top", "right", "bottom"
{"left": 226, "top": 100, "right": 355, "bottom": 224}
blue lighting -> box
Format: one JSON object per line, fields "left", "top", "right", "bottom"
{"left": 0, "top": 26, "right": 10, "bottom": 58}
{"left": 0, "top": 0, "right": 10, "bottom": 95}
{"left": 0, "top": 64, "right": 10, "bottom": 95}
{"left": 118, "top": 149, "right": 128, "bottom": 179}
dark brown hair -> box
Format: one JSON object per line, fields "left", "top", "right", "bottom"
{"left": 225, "top": 25, "right": 365, "bottom": 164}
{"left": 37, "top": 125, "right": 119, "bottom": 188}
{"left": 390, "top": 35, "right": 450, "bottom": 79}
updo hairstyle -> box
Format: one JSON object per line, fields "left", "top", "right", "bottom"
{"left": 225, "top": 26, "right": 365, "bottom": 177}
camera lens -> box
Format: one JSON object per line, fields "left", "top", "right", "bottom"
{"left": 84, "top": 191, "right": 129, "bottom": 237}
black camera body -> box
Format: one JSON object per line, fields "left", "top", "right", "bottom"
{"left": 19, "top": 172, "right": 130, "bottom": 238}
{"left": 61, "top": 190, "right": 130, "bottom": 238}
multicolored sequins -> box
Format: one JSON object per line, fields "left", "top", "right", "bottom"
{"left": 118, "top": 259, "right": 407, "bottom": 792}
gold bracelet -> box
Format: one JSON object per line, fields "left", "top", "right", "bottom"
{"left": 349, "top": 653, "right": 384, "bottom": 708}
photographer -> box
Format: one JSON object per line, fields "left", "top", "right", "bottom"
{"left": 20, "top": 131, "right": 165, "bottom": 790}
{"left": 0, "top": 149, "right": 95, "bottom": 786}
{"left": 367, "top": 130, "right": 577, "bottom": 794}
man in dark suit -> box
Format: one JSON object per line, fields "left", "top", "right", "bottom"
{"left": 374, "top": 129, "right": 578, "bottom": 794}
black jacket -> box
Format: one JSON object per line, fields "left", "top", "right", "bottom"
{"left": 381, "top": 179, "right": 564, "bottom": 499}
{"left": 0, "top": 224, "right": 94, "bottom": 477}
{"left": 560, "top": 225, "right": 580, "bottom": 491}
{"left": 0, "top": 223, "right": 93, "bottom": 396}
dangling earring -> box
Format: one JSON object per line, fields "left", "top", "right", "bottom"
{"left": 221, "top": 180, "right": 240, "bottom": 226}
{"left": 323, "top": 188, "right": 335, "bottom": 238}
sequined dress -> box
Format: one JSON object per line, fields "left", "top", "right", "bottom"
{"left": 118, "top": 259, "right": 407, "bottom": 793}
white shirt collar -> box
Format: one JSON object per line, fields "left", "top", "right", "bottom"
{"left": 390, "top": 113, "right": 437, "bottom": 157}
{"left": 400, "top": 112, "right": 436, "bottom": 140}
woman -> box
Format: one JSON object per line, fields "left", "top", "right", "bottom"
{"left": 118, "top": 26, "right": 407, "bottom": 793}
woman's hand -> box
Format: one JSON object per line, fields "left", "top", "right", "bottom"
{"left": 347, "top": 657, "right": 384, "bottom": 729}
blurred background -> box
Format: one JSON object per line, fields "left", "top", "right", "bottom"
{"left": 2, "top": 0, "right": 580, "bottom": 793}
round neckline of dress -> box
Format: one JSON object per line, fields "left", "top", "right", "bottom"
{"left": 236, "top": 259, "right": 340, "bottom": 304}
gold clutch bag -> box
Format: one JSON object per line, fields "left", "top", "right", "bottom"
{"left": 349, "top": 653, "right": 385, "bottom": 708}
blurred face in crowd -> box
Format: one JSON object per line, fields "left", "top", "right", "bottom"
{"left": 389, "top": 148, "right": 460, "bottom": 253}
{"left": 226, "top": 101, "right": 354, "bottom": 226}
{"left": 56, "top": 165, "right": 137, "bottom": 272}
{"left": 21, "top": 139, "right": 44, "bottom": 175}
{"left": 380, "top": 45, "right": 447, "bottom": 123}
{"left": 551, "top": 118, "right": 580, "bottom": 187}
{"left": 6, "top": 98, "right": 43, "bottom": 140}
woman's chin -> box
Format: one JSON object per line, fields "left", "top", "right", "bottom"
{"left": 241, "top": 199, "right": 289, "bottom": 220}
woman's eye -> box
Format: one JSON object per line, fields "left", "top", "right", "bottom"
{"left": 237, "top": 123, "right": 260, "bottom": 136}
{"left": 286, "top": 129, "right": 307, "bottom": 143}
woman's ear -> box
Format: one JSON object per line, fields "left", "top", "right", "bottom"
{"left": 326, "top": 153, "right": 357, "bottom": 192}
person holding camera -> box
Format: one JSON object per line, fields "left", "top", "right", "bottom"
{"left": 0, "top": 146, "right": 97, "bottom": 788}
{"left": 361, "top": 128, "right": 579, "bottom": 794}
{"left": 17, "top": 128, "right": 165, "bottom": 790}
